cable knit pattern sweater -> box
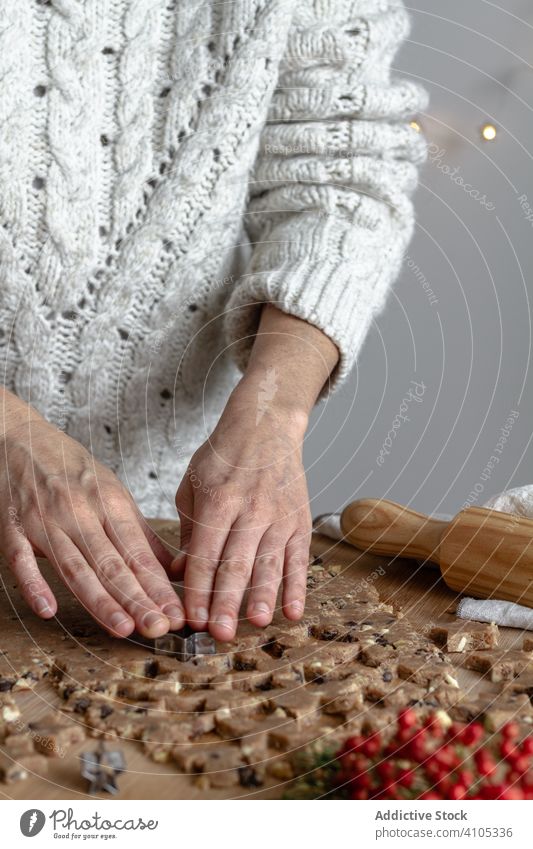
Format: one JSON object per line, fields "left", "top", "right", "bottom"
{"left": 0, "top": 0, "right": 427, "bottom": 519}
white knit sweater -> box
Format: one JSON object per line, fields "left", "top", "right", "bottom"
{"left": 0, "top": 0, "right": 427, "bottom": 518}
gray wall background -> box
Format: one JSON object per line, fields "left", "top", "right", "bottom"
{"left": 305, "top": 0, "right": 533, "bottom": 520}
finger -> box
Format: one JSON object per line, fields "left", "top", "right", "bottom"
{"left": 170, "top": 519, "right": 192, "bottom": 579}
{"left": 136, "top": 512, "right": 175, "bottom": 571}
{"left": 172, "top": 478, "right": 194, "bottom": 577}
{"left": 37, "top": 527, "right": 135, "bottom": 637}
{"left": 282, "top": 529, "right": 310, "bottom": 621}
{"left": 209, "top": 520, "right": 265, "bottom": 640}
{"left": 70, "top": 521, "right": 170, "bottom": 638}
{"left": 246, "top": 531, "right": 285, "bottom": 627}
{"left": 104, "top": 514, "right": 185, "bottom": 630}
{"left": 2, "top": 527, "right": 57, "bottom": 618}
{"left": 183, "top": 506, "right": 233, "bottom": 630}
{"left": 169, "top": 547, "right": 187, "bottom": 580}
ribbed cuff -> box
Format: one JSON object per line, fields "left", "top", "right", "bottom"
{"left": 223, "top": 247, "right": 400, "bottom": 400}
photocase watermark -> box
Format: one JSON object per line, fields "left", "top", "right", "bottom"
{"left": 462, "top": 409, "right": 520, "bottom": 509}
{"left": 427, "top": 143, "right": 496, "bottom": 211}
{"left": 20, "top": 809, "right": 46, "bottom": 837}
{"left": 10, "top": 715, "right": 67, "bottom": 758}
{"left": 159, "top": 41, "right": 273, "bottom": 90}
{"left": 376, "top": 380, "right": 427, "bottom": 466}
{"left": 56, "top": 396, "right": 69, "bottom": 432}
{"left": 20, "top": 806, "right": 159, "bottom": 836}
{"left": 256, "top": 366, "right": 278, "bottom": 425}
{"left": 150, "top": 273, "right": 234, "bottom": 355}
{"left": 50, "top": 807, "right": 158, "bottom": 833}
{"left": 353, "top": 563, "right": 386, "bottom": 596}
{"left": 8, "top": 504, "right": 25, "bottom": 537}
{"left": 264, "top": 142, "right": 362, "bottom": 158}
{"left": 517, "top": 193, "right": 533, "bottom": 227}
{"left": 171, "top": 435, "right": 191, "bottom": 465}
{"left": 185, "top": 465, "right": 272, "bottom": 509}
{"left": 186, "top": 466, "right": 225, "bottom": 506}
{"left": 404, "top": 255, "right": 438, "bottom": 306}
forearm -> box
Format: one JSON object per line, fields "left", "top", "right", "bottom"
{"left": 223, "top": 305, "right": 339, "bottom": 434}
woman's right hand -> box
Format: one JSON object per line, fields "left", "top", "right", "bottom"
{"left": 0, "top": 390, "right": 185, "bottom": 638}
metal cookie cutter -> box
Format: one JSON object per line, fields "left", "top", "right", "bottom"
{"left": 81, "top": 741, "right": 126, "bottom": 795}
{"left": 153, "top": 626, "right": 216, "bottom": 662}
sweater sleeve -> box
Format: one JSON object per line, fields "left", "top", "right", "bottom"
{"left": 223, "top": 0, "right": 428, "bottom": 396}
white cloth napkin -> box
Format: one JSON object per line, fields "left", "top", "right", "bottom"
{"left": 313, "top": 485, "right": 533, "bottom": 631}
{"left": 456, "top": 597, "right": 533, "bottom": 629}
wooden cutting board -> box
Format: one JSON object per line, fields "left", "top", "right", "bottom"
{"left": 0, "top": 519, "right": 524, "bottom": 801}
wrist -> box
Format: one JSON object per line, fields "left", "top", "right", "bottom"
{"left": 222, "top": 371, "right": 310, "bottom": 440}
{"left": 0, "top": 387, "right": 44, "bottom": 439}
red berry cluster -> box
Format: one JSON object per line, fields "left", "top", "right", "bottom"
{"left": 335, "top": 710, "right": 533, "bottom": 800}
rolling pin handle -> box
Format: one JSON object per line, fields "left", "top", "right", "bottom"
{"left": 340, "top": 498, "right": 447, "bottom": 565}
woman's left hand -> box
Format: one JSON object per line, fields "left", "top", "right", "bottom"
{"left": 173, "top": 392, "right": 311, "bottom": 641}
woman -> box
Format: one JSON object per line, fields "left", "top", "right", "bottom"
{"left": 0, "top": 0, "right": 426, "bottom": 642}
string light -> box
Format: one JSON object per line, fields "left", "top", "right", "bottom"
{"left": 408, "top": 119, "right": 497, "bottom": 143}
{"left": 481, "top": 123, "right": 497, "bottom": 141}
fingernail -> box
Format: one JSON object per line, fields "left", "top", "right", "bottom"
{"left": 194, "top": 607, "right": 209, "bottom": 624}
{"left": 217, "top": 614, "right": 234, "bottom": 633}
{"left": 252, "top": 602, "right": 270, "bottom": 617}
{"left": 34, "top": 596, "right": 52, "bottom": 616}
{"left": 163, "top": 604, "right": 183, "bottom": 621}
{"left": 289, "top": 601, "right": 304, "bottom": 615}
{"left": 143, "top": 611, "right": 167, "bottom": 630}
{"left": 110, "top": 612, "right": 131, "bottom": 633}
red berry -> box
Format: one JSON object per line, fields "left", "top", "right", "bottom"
{"left": 449, "top": 783, "right": 468, "bottom": 800}
{"left": 376, "top": 762, "right": 395, "bottom": 781}
{"left": 362, "top": 733, "right": 381, "bottom": 758}
{"left": 342, "top": 736, "right": 363, "bottom": 753}
{"left": 396, "top": 728, "right": 414, "bottom": 747}
{"left": 357, "top": 773, "right": 372, "bottom": 790}
{"left": 408, "top": 738, "right": 429, "bottom": 762}
{"left": 341, "top": 752, "right": 369, "bottom": 774}
{"left": 436, "top": 777, "right": 453, "bottom": 795}
{"left": 478, "top": 786, "right": 498, "bottom": 800}
{"left": 382, "top": 779, "right": 398, "bottom": 795}
{"left": 433, "top": 745, "right": 460, "bottom": 770}
{"left": 351, "top": 788, "right": 369, "bottom": 800}
{"left": 398, "top": 708, "right": 417, "bottom": 730}
{"left": 449, "top": 722, "right": 465, "bottom": 739}
{"left": 511, "top": 755, "right": 530, "bottom": 775}
{"left": 501, "top": 739, "right": 520, "bottom": 760}
{"left": 521, "top": 737, "right": 533, "bottom": 756}
{"left": 474, "top": 750, "right": 497, "bottom": 777}
{"left": 424, "top": 758, "right": 442, "bottom": 781}
{"left": 424, "top": 716, "right": 445, "bottom": 738}
{"left": 397, "top": 768, "right": 415, "bottom": 788}
{"left": 501, "top": 722, "right": 520, "bottom": 740}
{"left": 456, "top": 722, "right": 485, "bottom": 747}
{"left": 493, "top": 784, "right": 524, "bottom": 800}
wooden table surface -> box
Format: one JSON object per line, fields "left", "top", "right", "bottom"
{"left": 0, "top": 518, "right": 524, "bottom": 801}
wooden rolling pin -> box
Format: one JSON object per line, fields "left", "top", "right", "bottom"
{"left": 339, "top": 498, "right": 533, "bottom": 609}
